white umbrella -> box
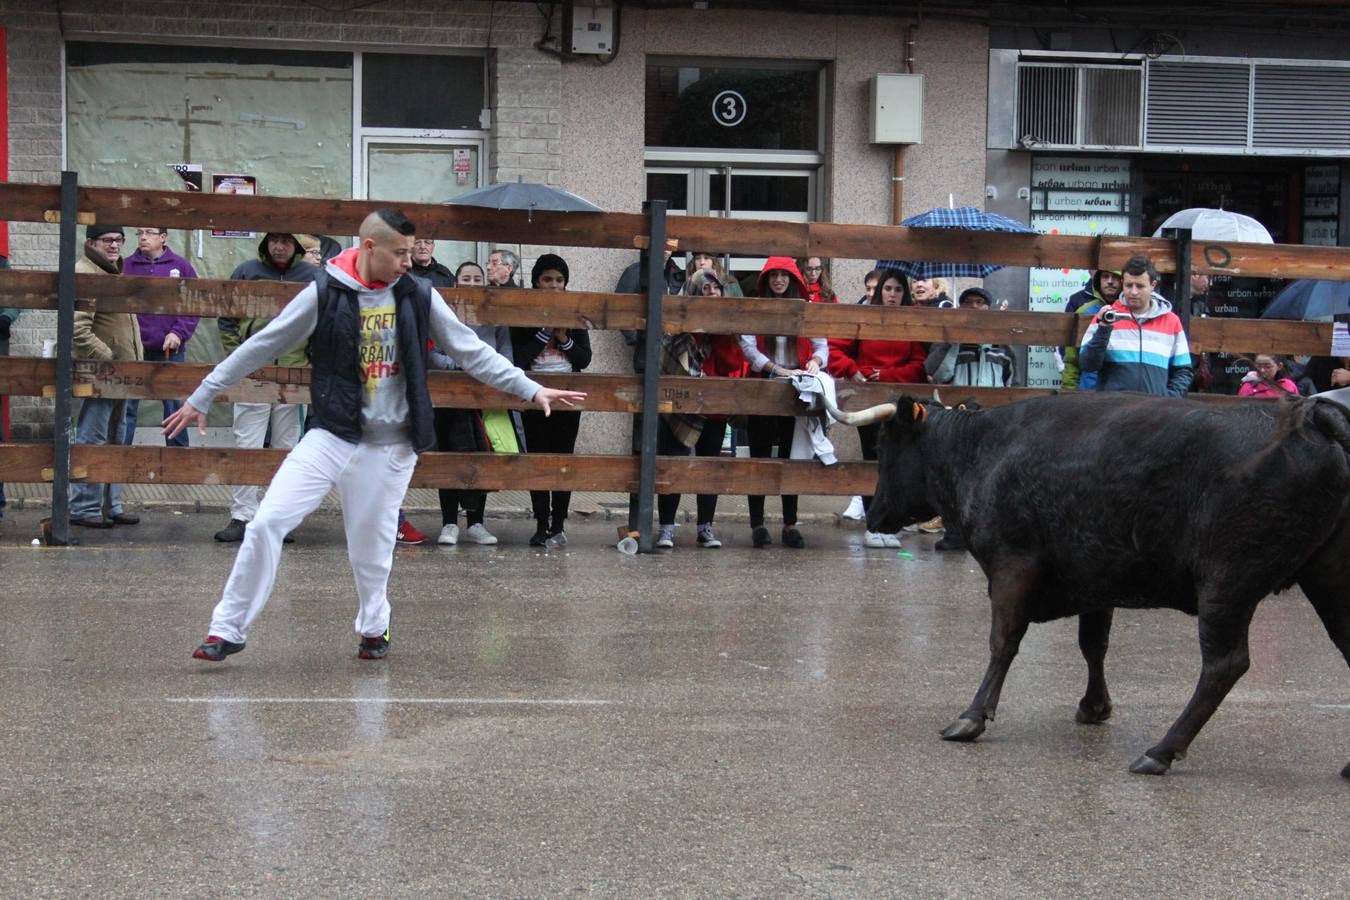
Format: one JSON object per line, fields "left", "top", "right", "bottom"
{"left": 1152, "top": 208, "right": 1273, "bottom": 243}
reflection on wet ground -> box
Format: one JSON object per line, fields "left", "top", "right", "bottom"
{"left": 2, "top": 509, "right": 1346, "bottom": 895}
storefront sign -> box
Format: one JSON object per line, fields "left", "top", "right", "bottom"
{"left": 1031, "top": 156, "right": 1131, "bottom": 191}
{"left": 712, "top": 90, "right": 747, "bottom": 127}
{"left": 210, "top": 174, "right": 257, "bottom": 238}
{"left": 1045, "top": 190, "right": 1124, "bottom": 212}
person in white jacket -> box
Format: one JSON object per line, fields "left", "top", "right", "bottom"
{"left": 164, "top": 209, "right": 585, "bottom": 663}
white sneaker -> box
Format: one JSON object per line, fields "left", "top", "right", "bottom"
{"left": 864, "top": 531, "right": 887, "bottom": 548}
{"left": 656, "top": 524, "right": 675, "bottom": 549}
{"left": 882, "top": 532, "right": 903, "bottom": 548}
{"left": 464, "top": 523, "right": 498, "bottom": 545}
{"left": 437, "top": 524, "right": 459, "bottom": 546}
{"left": 842, "top": 496, "right": 865, "bottom": 520}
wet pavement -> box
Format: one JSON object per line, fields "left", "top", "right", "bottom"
{"left": 2, "top": 508, "right": 1347, "bottom": 897}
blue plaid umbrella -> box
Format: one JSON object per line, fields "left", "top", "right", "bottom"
{"left": 877, "top": 206, "right": 1038, "bottom": 280}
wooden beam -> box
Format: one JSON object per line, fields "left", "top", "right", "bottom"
{"left": 0, "top": 270, "right": 1331, "bottom": 353}
{"left": 0, "top": 443, "right": 881, "bottom": 496}
{"left": 5, "top": 183, "right": 1350, "bottom": 277}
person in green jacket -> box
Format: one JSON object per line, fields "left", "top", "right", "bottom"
{"left": 1060, "top": 268, "right": 1121, "bottom": 391}
{"left": 213, "top": 233, "right": 319, "bottom": 542}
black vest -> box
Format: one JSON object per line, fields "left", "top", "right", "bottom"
{"left": 308, "top": 270, "right": 438, "bottom": 453}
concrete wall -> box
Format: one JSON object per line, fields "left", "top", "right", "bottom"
{"left": 1, "top": 2, "right": 988, "bottom": 454}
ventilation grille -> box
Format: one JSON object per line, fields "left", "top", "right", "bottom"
{"left": 1253, "top": 65, "right": 1350, "bottom": 149}
{"left": 1145, "top": 62, "right": 1250, "bottom": 145}
{"left": 1081, "top": 68, "right": 1142, "bottom": 145}
{"left": 1018, "top": 64, "right": 1076, "bottom": 146}
{"left": 1017, "top": 63, "right": 1141, "bottom": 147}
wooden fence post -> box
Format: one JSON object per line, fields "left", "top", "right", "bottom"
{"left": 635, "top": 200, "right": 668, "bottom": 553}
{"left": 47, "top": 171, "right": 79, "bottom": 546}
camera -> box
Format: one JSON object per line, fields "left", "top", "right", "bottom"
{"left": 1099, "top": 308, "right": 1124, "bottom": 325}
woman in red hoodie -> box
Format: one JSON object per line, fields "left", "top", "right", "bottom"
{"left": 737, "top": 257, "right": 829, "bottom": 549}
{"left": 827, "top": 270, "right": 926, "bottom": 548}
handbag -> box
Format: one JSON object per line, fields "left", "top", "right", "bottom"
{"left": 481, "top": 408, "right": 520, "bottom": 454}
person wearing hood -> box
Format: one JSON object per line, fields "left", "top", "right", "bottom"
{"left": 1060, "top": 268, "right": 1122, "bottom": 391}
{"left": 70, "top": 224, "right": 144, "bottom": 528}
{"left": 212, "top": 232, "right": 320, "bottom": 544}
{"left": 512, "top": 253, "right": 592, "bottom": 548}
{"left": 166, "top": 209, "right": 584, "bottom": 664}
{"left": 649, "top": 266, "right": 742, "bottom": 550}
{"left": 1079, "top": 254, "right": 1193, "bottom": 397}
{"left": 737, "top": 256, "right": 828, "bottom": 549}
{"left": 121, "top": 226, "right": 200, "bottom": 448}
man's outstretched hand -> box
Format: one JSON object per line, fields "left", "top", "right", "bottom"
{"left": 163, "top": 401, "right": 208, "bottom": 440}
{"left": 532, "top": 387, "right": 587, "bottom": 417}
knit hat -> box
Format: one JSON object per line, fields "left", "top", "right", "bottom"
{"left": 86, "top": 224, "right": 124, "bottom": 241}
{"left": 958, "top": 287, "right": 993, "bottom": 306}
{"left": 688, "top": 268, "right": 725, "bottom": 295}
{"left": 531, "top": 253, "right": 570, "bottom": 287}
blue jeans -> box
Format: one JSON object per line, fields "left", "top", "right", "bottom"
{"left": 125, "top": 347, "right": 188, "bottom": 447}
{"left": 71, "top": 397, "right": 126, "bottom": 519}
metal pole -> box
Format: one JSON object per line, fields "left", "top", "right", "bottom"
{"left": 49, "top": 171, "right": 78, "bottom": 546}
{"left": 1169, "top": 226, "right": 1194, "bottom": 332}
{"left": 635, "top": 200, "right": 667, "bottom": 553}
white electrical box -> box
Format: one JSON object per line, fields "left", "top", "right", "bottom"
{"left": 570, "top": 2, "right": 615, "bottom": 55}
{"left": 870, "top": 74, "right": 924, "bottom": 144}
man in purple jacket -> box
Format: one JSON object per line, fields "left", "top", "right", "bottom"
{"left": 123, "top": 226, "right": 199, "bottom": 447}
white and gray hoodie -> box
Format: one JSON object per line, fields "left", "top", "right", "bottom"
{"left": 188, "top": 251, "right": 543, "bottom": 445}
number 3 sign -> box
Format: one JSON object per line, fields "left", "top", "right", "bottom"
{"left": 712, "top": 90, "right": 747, "bottom": 127}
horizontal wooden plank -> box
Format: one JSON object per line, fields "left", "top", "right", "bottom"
{"left": 0, "top": 269, "right": 1330, "bottom": 352}
{"left": 0, "top": 357, "right": 1056, "bottom": 412}
{"left": 0, "top": 444, "right": 880, "bottom": 496}
{"left": 6, "top": 183, "right": 1350, "bottom": 277}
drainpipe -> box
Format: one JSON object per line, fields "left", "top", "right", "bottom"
{"left": 893, "top": 22, "right": 918, "bottom": 225}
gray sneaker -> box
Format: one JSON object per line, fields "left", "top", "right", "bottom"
{"left": 656, "top": 524, "right": 675, "bottom": 549}
{"left": 696, "top": 523, "right": 721, "bottom": 548}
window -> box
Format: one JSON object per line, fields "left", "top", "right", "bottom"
{"left": 645, "top": 60, "right": 821, "bottom": 151}
{"left": 361, "top": 53, "right": 485, "bottom": 130}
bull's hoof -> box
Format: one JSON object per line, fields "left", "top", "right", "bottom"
{"left": 941, "top": 717, "right": 985, "bottom": 742}
{"left": 1341, "top": 760, "right": 1349, "bottom": 780}
{"left": 1075, "top": 699, "right": 1113, "bottom": 725}
{"left": 1128, "top": 753, "right": 1170, "bottom": 775}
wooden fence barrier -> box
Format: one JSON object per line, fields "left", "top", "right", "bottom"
{"left": 0, "top": 179, "right": 1343, "bottom": 548}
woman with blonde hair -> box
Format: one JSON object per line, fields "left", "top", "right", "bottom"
{"left": 797, "top": 256, "right": 837, "bottom": 303}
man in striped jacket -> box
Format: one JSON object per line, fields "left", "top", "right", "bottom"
{"left": 1078, "top": 254, "right": 1193, "bottom": 397}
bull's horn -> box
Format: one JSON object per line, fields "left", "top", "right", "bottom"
{"left": 932, "top": 388, "right": 946, "bottom": 407}
{"left": 820, "top": 392, "right": 898, "bottom": 427}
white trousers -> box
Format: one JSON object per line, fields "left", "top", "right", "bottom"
{"left": 230, "top": 402, "right": 303, "bottom": 521}
{"left": 207, "top": 428, "right": 418, "bottom": 644}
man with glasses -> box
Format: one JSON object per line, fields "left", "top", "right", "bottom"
{"left": 70, "top": 224, "right": 143, "bottom": 528}
{"left": 122, "top": 227, "right": 199, "bottom": 448}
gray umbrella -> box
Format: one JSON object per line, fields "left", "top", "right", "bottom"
{"left": 1261, "top": 279, "right": 1350, "bottom": 321}
{"left": 447, "top": 179, "right": 604, "bottom": 222}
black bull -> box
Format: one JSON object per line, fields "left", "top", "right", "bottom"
{"left": 856, "top": 392, "right": 1350, "bottom": 777}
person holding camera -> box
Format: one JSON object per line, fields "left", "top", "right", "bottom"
{"left": 1078, "top": 254, "right": 1193, "bottom": 398}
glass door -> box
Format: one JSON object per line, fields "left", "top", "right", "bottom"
{"left": 647, "top": 164, "right": 816, "bottom": 291}
{"left": 364, "top": 137, "right": 483, "bottom": 269}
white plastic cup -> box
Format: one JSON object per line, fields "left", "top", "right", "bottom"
{"left": 616, "top": 536, "right": 639, "bottom": 555}
{"left": 41, "top": 338, "right": 56, "bottom": 358}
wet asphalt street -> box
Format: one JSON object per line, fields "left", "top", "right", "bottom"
{"left": 1, "top": 508, "right": 1347, "bottom": 897}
